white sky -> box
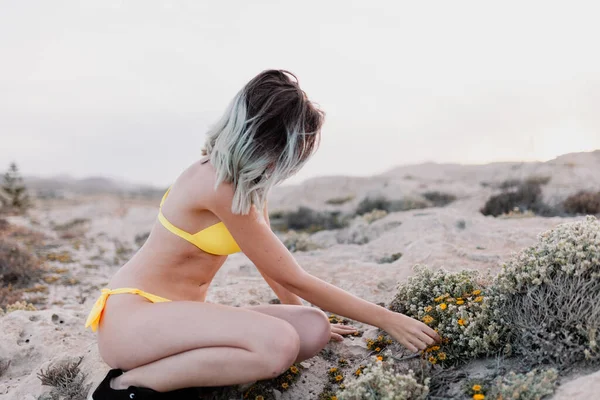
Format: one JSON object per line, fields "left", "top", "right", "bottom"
{"left": 1, "top": 1, "right": 599, "bottom": 186}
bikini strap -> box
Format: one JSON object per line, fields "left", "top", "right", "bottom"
{"left": 160, "top": 186, "right": 172, "bottom": 208}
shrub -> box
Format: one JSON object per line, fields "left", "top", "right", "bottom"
{"left": 563, "top": 191, "right": 600, "bottom": 215}
{"left": 356, "top": 196, "right": 391, "bottom": 215}
{"left": 338, "top": 358, "right": 429, "bottom": 400}
{"left": 2, "top": 162, "right": 30, "bottom": 212}
{"left": 282, "top": 231, "right": 323, "bottom": 252}
{"left": 485, "top": 369, "right": 558, "bottom": 400}
{"left": 378, "top": 253, "right": 403, "bottom": 264}
{"left": 326, "top": 195, "right": 355, "bottom": 205}
{"left": 480, "top": 182, "right": 556, "bottom": 217}
{"left": 362, "top": 209, "right": 388, "bottom": 224}
{"left": 493, "top": 216, "right": 600, "bottom": 368}
{"left": 422, "top": 191, "right": 457, "bottom": 207}
{"left": 389, "top": 266, "right": 506, "bottom": 366}
{"left": 357, "top": 196, "right": 430, "bottom": 216}
{"left": 0, "top": 238, "right": 44, "bottom": 288}
{"left": 37, "top": 357, "right": 89, "bottom": 400}
{"left": 277, "top": 207, "right": 347, "bottom": 233}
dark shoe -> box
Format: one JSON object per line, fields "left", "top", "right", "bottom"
{"left": 92, "top": 369, "right": 163, "bottom": 399}
{"left": 92, "top": 369, "right": 200, "bottom": 399}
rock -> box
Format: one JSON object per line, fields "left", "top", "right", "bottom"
{"left": 552, "top": 369, "right": 600, "bottom": 399}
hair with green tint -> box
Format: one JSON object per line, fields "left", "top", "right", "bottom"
{"left": 202, "top": 70, "right": 324, "bottom": 214}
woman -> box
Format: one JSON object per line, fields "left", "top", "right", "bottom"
{"left": 87, "top": 70, "right": 440, "bottom": 399}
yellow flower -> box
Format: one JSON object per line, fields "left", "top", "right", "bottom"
{"left": 457, "top": 300, "right": 465, "bottom": 305}
{"left": 282, "top": 382, "right": 289, "bottom": 389}
{"left": 439, "top": 303, "right": 447, "bottom": 310}
{"left": 376, "top": 356, "right": 383, "bottom": 361}
{"left": 335, "top": 374, "right": 343, "bottom": 382}
{"left": 473, "top": 394, "right": 485, "bottom": 400}
{"left": 474, "top": 296, "right": 483, "bottom": 303}
{"left": 424, "top": 305, "right": 433, "bottom": 312}
{"left": 472, "top": 384, "right": 482, "bottom": 391}
{"left": 375, "top": 347, "right": 381, "bottom": 352}
{"left": 355, "top": 369, "right": 362, "bottom": 376}
{"left": 473, "top": 290, "right": 482, "bottom": 295}
{"left": 377, "top": 335, "right": 384, "bottom": 341}
{"left": 290, "top": 366, "right": 299, "bottom": 374}
{"left": 431, "top": 345, "right": 440, "bottom": 351}
{"left": 331, "top": 397, "right": 338, "bottom": 400}
{"left": 428, "top": 356, "right": 437, "bottom": 364}
{"left": 329, "top": 367, "right": 338, "bottom": 373}
{"left": 438, "top": 352, "right": 447, "bottom": 360}
{"left": 458, "top": 319, "right": 466, "bottom": 326}
{"left": 434, "top": 295, "right": 444, "bottom": 303}
{"left": 423, "top": 315, "right": 434, "bottom": 324}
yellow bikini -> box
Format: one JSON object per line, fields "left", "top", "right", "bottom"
{"left": 85, "top": 186, "right": 241, "bottom": 332}
{"left": 157, "top": 187, "right": 241, "bottom": 256}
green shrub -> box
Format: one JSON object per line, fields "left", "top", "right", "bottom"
{"left": 378, "top": 252, "right": 403, "bottom": 264}
{"left": 282, "top": 231, "right": 323, "bottom": 252}
{"left": 422, "top": 191, "right": 457, "bottom": 207}
{"left": 2, "top": 162, "right": 30, "bottom": 212}
{"left": 276, "top": 207, "right": 347, "bottom": 233}
{"left": 357, "top": 196, "right": 429, "bottom": 216}
{"left": 362, "top": 209, "right": 388, "bottom": 224}
{"left": 480, "top": 182, "right": 556, "bottom": 217}
{"left": 389, "top": 266, "right": 506, "bottom": 366}
{"left": 486, "top": 369, "right": 558, "bottom": 400}
{"left": 356, "top": 196, "right": 391, "bottom": 215}
{"left": 494, "top": 216, "right": 600, "bottom": 368}
{"left": 338, "top": 358, "right": 429, "bottom": 400}
{"left": 563, "top": 191, "right": 600, "bottom": 215}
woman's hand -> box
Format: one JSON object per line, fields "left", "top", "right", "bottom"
{"left": 330, "top": 323, "right": 358, "bottom": 342}
{"left": 380, "top": 311, "right": 440, "bottom": 352}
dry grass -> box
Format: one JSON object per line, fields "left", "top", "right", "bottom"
{"left": 37, "top": 357, "right": 89, "bottom": 400}
{"left": 0, "top": 239, "right": 44, "bottom": 286}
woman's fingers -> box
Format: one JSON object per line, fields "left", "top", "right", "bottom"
{"left": 422, "top": 325, "right": 441, "bottom": 342}
{"left": 401, "top": 339, "right": 419, "bottom": 353}
{"left": 330, "top": 332, "right": 344, "bottom": 342}
{"left": 331, "top": 324, "right": 357, "bottom": 334}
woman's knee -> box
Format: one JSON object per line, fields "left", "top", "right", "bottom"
{"left": 300, "top": 308, "right": 331, "bottom": 354}
{"left": 261, "top": 320, "right": 301, "bottom": 376}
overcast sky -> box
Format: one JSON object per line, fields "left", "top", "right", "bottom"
{"left": 2, "top": 1, "right": 599, "bottom": 187}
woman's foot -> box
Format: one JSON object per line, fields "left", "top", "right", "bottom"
{"left": 92, "top": 369, "right": 200, "bottom": 399}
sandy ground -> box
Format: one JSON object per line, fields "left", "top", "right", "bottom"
{"left": 1, "top": 150, "right": 599, "bottom": 399}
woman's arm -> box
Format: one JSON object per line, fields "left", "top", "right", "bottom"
{"left": 209, "top": 185, "right": 440, "bottom": 351}
{"left": 258, "top": 202, "right": 303, "bottom": 305}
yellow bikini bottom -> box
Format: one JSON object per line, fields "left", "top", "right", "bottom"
{"left": 85, "top": 288, "right": 171, "bottom": 332}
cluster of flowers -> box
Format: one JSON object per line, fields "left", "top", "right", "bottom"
{"left": 243, "top": 364, "right": 301, "bottom": 399}
{"left": 468, "top": 369, "right": 558, "bottom": 400}
{"left": 494, "top": 216, "right": 600, "bottom": 365}
{"left": 390, "top": 266, "right": 506, "bottom": 365}
{"left": 337, "top": 357, "right": 429, "bottom": 400}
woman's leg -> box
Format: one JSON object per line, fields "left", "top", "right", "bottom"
{"left": 97, "top": 297, "right": 327, "bottom": 392}
{"left": 245, "top": 304, "right": 331, "bottom": 362}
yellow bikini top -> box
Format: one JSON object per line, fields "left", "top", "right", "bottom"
{"left": 158, "top": 187, "right": 241, "bottom": 256}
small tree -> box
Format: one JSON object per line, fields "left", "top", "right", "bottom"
{"left": 2, "top": 163, "right": 30, "bottom": 212}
